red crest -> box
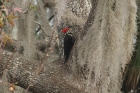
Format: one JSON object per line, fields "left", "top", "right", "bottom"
{"left": 62, "top": 28, "right": 70, "bottom": 33}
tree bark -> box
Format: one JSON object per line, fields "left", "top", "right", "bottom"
{"left": 0, "top": 0, "right": 138, "bottom": 93}
{"left": 0, "top": 51, "right": 84, "bottom": 93}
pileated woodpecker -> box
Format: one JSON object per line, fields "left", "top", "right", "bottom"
{"left": 62, "top": 27, "right": 75, "bottom": 63}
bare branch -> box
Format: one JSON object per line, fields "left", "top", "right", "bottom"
{"left": 0, "top": 51, "right": 84, "bottom": 93}
{"left": 33, "top": 21, "right": 50, "bottom": 37}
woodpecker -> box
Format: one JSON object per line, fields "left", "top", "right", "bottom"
{"left": 62, "top": 27, "right": 75, "bottom": 63}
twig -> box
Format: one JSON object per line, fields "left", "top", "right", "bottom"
{"left": 25, "top": 30, "right": 56, "bottom": 92}
{"left": 25, "top": 84, "right": 33, "bottom": 93}
{"left": 48, "top": 14, "right": 54, "bottom": 21}
{"left": 33, "top": 21, "right": 50, "bottom": 37}
{"left": 35, "top": 23, "right": 41, "bottom": 34}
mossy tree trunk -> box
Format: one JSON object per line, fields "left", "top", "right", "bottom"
{"left": 0, "top": 0, "right": 137, "bottom": 93}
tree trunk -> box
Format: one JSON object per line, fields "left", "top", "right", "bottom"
{"left": 0, "top": 0, "right": 137, "bottom": 93}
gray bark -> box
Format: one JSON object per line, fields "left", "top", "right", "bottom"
{"left": 0, "top": 0, "right": 138, "bottom": 93}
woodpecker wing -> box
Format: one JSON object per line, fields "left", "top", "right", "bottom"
{"left": 64, "top": 33, "right": 75, "bottom": 63}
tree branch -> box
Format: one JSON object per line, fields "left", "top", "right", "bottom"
{"left": 34, "top": 21, "right": 50, "bottom": 37}
{"left": 81, "top": 0, "right": 99, "bottom": 39}
{"left": 0, "top": 51, "right": 85, "bottom": 93}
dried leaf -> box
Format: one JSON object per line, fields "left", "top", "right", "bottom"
{"left": 0, "top": 18, "right": 4, "bottom": 27}
{"left": 30, "top": 5, "right": 37, "bottom": 10}
{"left": 13, "top": 7, "right": 23, "bottom": 13}
{"left": 7, "top": 13, "right": 17, "bottom": 26}
{"left": 3, "top": 34, "right": 12, "bottom": 45}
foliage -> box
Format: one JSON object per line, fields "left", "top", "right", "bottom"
{"left": 0, "top": 0, "right": 57, "bottom": 92}
{"left": 0, "top": 32, "right": 12, "bottom": 47}
{"left": 0, "top": 0, "right": 17, "bottom": 27}
{"left": 0, "top": 0, "right": 21, "bottom": 46}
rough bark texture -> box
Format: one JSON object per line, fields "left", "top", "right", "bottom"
{"left": 0, "top": 0, "right": 138, "bottom": 93}
{"left": 81, "top": 0, "right": 98, "bottom": 38}
{"left": 0, "top": 52, "right": 83, "bottom": 93}
{"left": 55, "top": 0, "right": 90, "bottom": 58}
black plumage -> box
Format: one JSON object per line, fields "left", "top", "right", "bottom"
{"left": 64, "top": 32, "right": 75, "bottom": 63}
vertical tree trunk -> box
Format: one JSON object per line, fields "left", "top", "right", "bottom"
{"left": 68, "top": 0, "right": 137, "bottom": 93}
{"left": 0, "top": 0, "right": 138, "bottom": 93}
{"left": 24, "top": 11, "right": 36, "bottom": 59}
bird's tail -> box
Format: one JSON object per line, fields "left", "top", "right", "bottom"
{"left": 64, "top": 56, "right": 68, "bottom": 64}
